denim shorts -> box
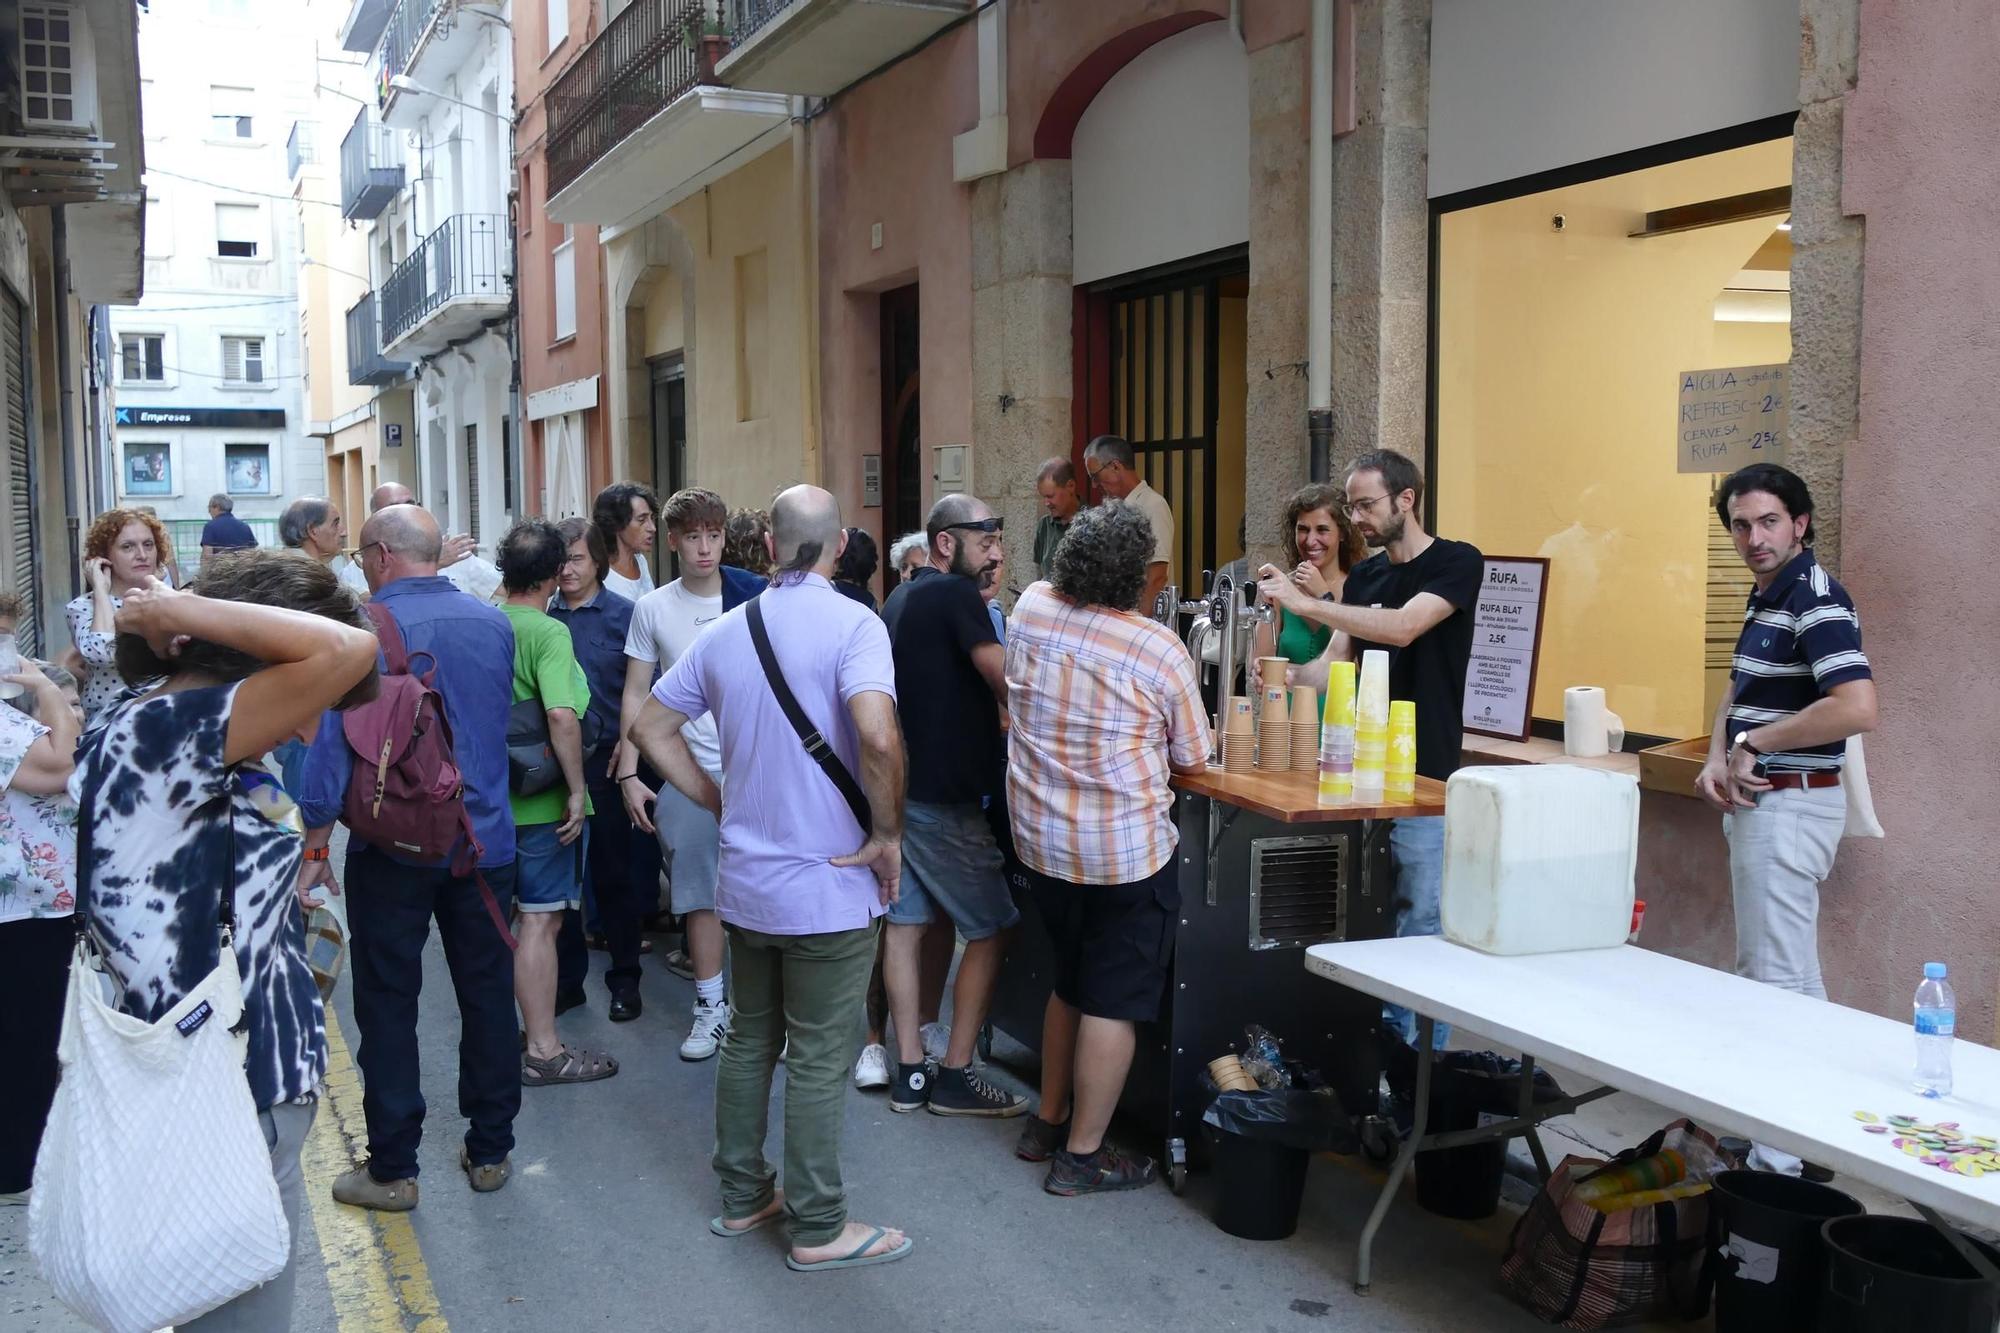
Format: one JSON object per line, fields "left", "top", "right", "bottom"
{"left": 653, "top": 781, "right": 719, "bottom": 916}
{"left": 515, "top": 820, "right": 586, "bottom": 913}
{"left": 889, "top": 800, "right": 1020, "bottom": 940}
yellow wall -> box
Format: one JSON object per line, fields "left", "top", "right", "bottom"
{"left": 666, "top": 143, "right": 808, "bottom": 508}
{"left": 297, "top": 177, "right": 376, "bottom": 429}
{"left": 644, "top": 271, "right": 683, "bottom": 358}
{"left": 1436, "top": 138, "right": 1792, "bottom": 739}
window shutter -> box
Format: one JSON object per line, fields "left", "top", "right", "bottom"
{"left": 222, "top": 336, "right": 243, "bottom": 381}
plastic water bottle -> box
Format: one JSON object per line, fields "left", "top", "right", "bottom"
{"left": 1913, "top": 962, "right": 1955, "bottom": 1099}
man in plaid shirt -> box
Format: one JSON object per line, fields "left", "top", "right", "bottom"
{"left": 1004, "top": 503, "right": 1211, "bottom": 1195}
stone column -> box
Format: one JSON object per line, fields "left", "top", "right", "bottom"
{"left": 969, "top": 158, "right": 1072, "bottom": 599}
{"left": 1787, "top": 0, "right": 1863, "bottom": 572}
{"left": 1243, "top": 34, "right": 1310, "bottom": 569}
{"left": 1329, "top": 0, "right": 1431, "bottom": 491}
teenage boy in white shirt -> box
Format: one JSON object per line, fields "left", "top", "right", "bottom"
{"left": 616, "top": 488, "right": 733, "bottom": 1060}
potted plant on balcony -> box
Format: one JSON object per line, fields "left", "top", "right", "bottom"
{"left": 692, "top": 11, "right": 728, "bottom": 77}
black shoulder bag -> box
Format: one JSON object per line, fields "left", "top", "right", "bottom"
{"left": 746, "top": 598, "right": 873, "bottom": 837}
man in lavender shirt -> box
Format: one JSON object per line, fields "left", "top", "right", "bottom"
{"left": 622, "top": 484, "right": 912, "bottom": 1274}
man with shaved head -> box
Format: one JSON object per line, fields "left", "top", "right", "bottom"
{"left": 297, "top": 501, "right": 524, "bottom": 1210}
{"left": 624, "top": 483, "right": 913, "bottom": 1273}
{"left": 367, "top": 481, "right": 502, "bottom": 602}
{"left": 876, "top": 492, "right": 1026, "bottom": 1118}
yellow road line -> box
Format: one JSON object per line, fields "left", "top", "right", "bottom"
{"left": 301, "top": 1009, "right": 450, "bottom": 1332}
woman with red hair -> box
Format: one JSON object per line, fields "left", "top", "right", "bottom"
{"left": 66, "top": 508, "right": 171, "bottom": 724}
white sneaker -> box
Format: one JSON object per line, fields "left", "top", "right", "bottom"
{"left": 680, "top": 1000, "right": 732, "bottom": 1062}
{"left": 853, "top": 1043, "right": 890, "bottom": 1089}
{"left": 920, "top": 1022, "right": 951, "bottom": 1063}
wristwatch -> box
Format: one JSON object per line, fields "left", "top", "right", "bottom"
{"left": 1731, "top": 731, "right": 1762, "bottom": 758}
{"left": 1319, "top": 592, "right": 1337, "bottom": 602}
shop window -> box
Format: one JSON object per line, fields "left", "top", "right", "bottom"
{"left": 120, "top": 333, "right": 165, "bottom": 383}
{"left": 225, "top": 443, "right": 271, "bottom": 495}
{"left": 122, "top": 442, "right": 172, "bottom": 497}
{"left": 1432, "top": 136, "right": 1793, "bottom": 741}
{"left": 215, "top": 202, "right": 261, "bottom": 258}
{"left": 221, "top": 335, "right": 265, "bottom": 385}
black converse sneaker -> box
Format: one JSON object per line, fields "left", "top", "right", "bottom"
{"left": 928, "top": 1064, "right": 1029, "bottom": 1118}
{"left": 891, "top": 1060, "right": 933, "bottom": 1113}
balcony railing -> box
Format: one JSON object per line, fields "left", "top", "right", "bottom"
{"left": 727, "top": 0, "right": 794, "bottom": 43}
{"left": 286, "top": 121, "right": 317, "bottom": 179}
{"left": 339, "top": 109, "right": 404, "bottom": 220}
{"left": 546, "top": 0, "right": 714, "bottom": 200}
{"left": 345, "top": 291, "right": 409, "bottom": 386}
{"left": 377, "top": 0, "right": 443, "bottom": 100}
{"left": 379, "top": 213, "right": 510, "bottom": 348}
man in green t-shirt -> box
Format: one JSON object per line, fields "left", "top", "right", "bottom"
{"left": 1032, "top": 456, "right": 1082, "bottom": 582}
{"left": 498, "top": 520, "right": 617, "bottom": 1088}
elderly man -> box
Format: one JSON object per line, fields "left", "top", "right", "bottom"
{"left": 623, "top": 484, "right": 911, "bottom": 1272}
{"left": 1082, "top": 436, "right": 1173, "bottom": 614}
{"left": 1032, "top": 457, "right": 1082, "bottom": 582}
{"left": 280, "top": 495, "right": 369, "bottom": 596}
{"left": 200, "top": 492, "right": 258, "bottom": 560}
{"left": 298, "top": 503, "right": 520, "bottom": 1208}
{"left": 1006, "top": 504, "right": 1210, "bottom": 1194}
{"left": 368, "top": 482, "right": 502, "bottom": 603}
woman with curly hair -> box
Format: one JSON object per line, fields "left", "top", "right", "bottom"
{"left": 67, "top": 508, "right": 172, "bottom": 724}
{"left": 1000, "top": 503, "right": 1210, "bottom": 1195}
{"left": 1253, "top": 484, "right": 1369, "bottom": 693}
{"left": 722, "top": 507, "right": 773, "bottom": 578}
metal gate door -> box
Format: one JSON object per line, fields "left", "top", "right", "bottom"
{"left": 3, "top": 286, "right": 39, "bottom": 656}
{"left": 1108, "top": 273, "right": 1219, "bottom": 594}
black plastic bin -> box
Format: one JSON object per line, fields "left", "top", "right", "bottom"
{"left": 1412, "top": 1083, "right": 1507, "bottom": 1220}
{"left": 1207, "top": 1127, "right": 1311, "bottom": 1240}
{"left": 1820, "top": 1215, "right": 2000, "bottom": 1333}
{"left": 1710, "top": 1169, "right": 1863, "bottom": 1332}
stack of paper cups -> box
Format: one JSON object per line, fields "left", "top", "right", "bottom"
{"left": 1352, "top": 650, "right": 1390, "bottom": 803}
{"left": 1386, "top": 700, "right": 1417, "bottom": 803}
{"left": 1318, "top": 661, "right": 1357, "bottom": 802}
{"left": 1258, "top": 683, "right": 1292, "bottom": 771}
{"left": 1220, "top": 695, "right": 1254, "bottom": 773}
{"left": 1289, "top": 686, "right": 1320, "bottom": 772}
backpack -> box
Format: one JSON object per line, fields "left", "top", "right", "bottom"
{"left": 341, "top": 601, "right": 514, "bottom": 947}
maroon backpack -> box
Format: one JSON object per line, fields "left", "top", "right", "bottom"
{"left": 342, "top": 601, "right": 514, "bottom": 946}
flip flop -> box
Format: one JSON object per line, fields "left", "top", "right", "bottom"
{"left": 711, "top": 1209, "right": 782, "bottom": 1238}
{"left": 785, "top": 1227, "right": 913, "bottom": 1273}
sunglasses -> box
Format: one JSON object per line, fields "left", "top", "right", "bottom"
{"left": 944, "top": 517, "right": 1004, "bottom": 535}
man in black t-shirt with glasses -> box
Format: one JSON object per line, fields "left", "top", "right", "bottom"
{"left": 879, "top": 494, "right": 1030, "bottom": 1120}
{"left": 1258, "top": 449, "right": 1481, "bottom": 1049}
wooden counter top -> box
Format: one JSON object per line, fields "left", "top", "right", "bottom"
{"left": 1171, "top": 766, "right": 1447, "bottom": 824}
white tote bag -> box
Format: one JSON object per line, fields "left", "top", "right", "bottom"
{"left": 29, "top": 936, "right": 291, "bottom": 1333}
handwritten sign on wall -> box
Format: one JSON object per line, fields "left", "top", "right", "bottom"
{"left": 1463, "top": 557, "right": 1549, "bottom": 744}
{"left": 1677, "top": 363, "right": 1788, "bottom": 473}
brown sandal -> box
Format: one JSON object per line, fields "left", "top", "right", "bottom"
{"left": 522, "top": 1045, "right": 619, "bottom": 1086}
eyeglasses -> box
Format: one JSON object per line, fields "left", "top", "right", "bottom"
{"left": 944, "top": 517, "right": 1005, "bottom": 535}
{"left": 347, "top": 540, "right": 388, "bottom": 562}
{"left": 1342, "top": 494, "right": 1393, "bottom": 519}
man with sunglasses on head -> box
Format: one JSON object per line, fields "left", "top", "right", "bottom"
{"left": 1084, "top": 435, "right": 1174, "bottom": 615}
{"left": 878, "top": 494, "right": 1029, "bottom": 1119}
{"left": 1256, "top": 449, "right": 1481, "bottom": 1053}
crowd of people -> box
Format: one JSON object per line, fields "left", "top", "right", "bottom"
{"left": 0, "top": 435, "right": 1870, "bottom": 1316}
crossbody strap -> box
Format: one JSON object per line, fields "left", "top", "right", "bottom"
{"left": 746, "top": 598, "right": 872, "bottom": 837}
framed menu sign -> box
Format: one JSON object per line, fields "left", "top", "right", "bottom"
{"left": 1462, "top": 557, "right": 1549, "bottom": 743}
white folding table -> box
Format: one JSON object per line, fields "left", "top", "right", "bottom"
{"left": 1304, "top": 937, "right": 2000, "bottom": 1293}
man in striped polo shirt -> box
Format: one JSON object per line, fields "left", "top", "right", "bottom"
{"left": 1698, "top": 465, "right": 1876, "bottom": 1177}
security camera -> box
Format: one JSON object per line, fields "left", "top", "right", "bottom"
{"left": 1551, "top": 214, "right": 1567, "bottom": 232}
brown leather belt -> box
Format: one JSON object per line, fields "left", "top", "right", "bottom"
{"left": 1766, "top": 771, "right": 1841, "bottom": 790}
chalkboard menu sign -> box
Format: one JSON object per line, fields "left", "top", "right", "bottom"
{"left": 1462, "top": 557, "right": 1550, "bottom": 743}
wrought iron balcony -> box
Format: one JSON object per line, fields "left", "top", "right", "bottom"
{"left": 339, "top": 109, "right": 404, "bottom": 221}
{"left": 378, "top": 213, "right": 510, "bottom": 356}
{"left": 376, "top": 0, "right": 441, "bottom": 96}
{"left": 546, "top": 0, "right": 713, "bottom": 201}
{"left": 286, "top": 121, "right": 317, "bottom": 180}
{"left": 345, "top": 292, "right": 409, "bottom": 386}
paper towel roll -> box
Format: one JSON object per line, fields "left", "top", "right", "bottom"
{"left": 1563, "top": 686, "right": 1626, "bottom": 758}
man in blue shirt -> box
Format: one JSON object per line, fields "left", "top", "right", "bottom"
{"left": 199, "top": 493, "right": 258, "bottom": 559}
{"left": 548, "top": 516, "right": 644, "bottom": 1020}
{"left": 297, "top": 503, "right": 521, "bottom": 1208}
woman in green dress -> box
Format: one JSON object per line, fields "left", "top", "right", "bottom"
{"left": 1254, "top": 483, "right": 1368, "bottom": 692}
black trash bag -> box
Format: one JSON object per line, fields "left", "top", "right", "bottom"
{"left": 1381, "top": 1034, "right": 1566, "bottom": 1116}
{"left": 1201, "top": 1078, "right": 1359, "bottom": 1155}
